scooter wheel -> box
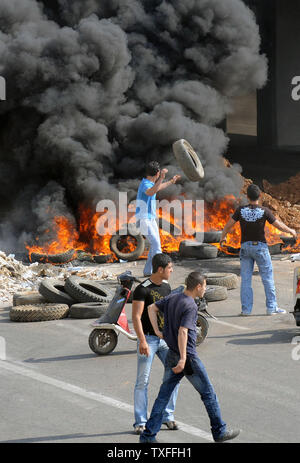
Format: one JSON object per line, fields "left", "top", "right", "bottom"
{"left": 88, "top": 329, "right": 118, "bottom": 355}
{"left": 196, "top": 314, "right": 209, "bottom": 345}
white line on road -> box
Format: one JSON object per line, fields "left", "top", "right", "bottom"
{"left": 0, "top": 359, "right": 213, "bottom": 442}
{"left": 209, "top": 318, "right": 250, "bottom": 331}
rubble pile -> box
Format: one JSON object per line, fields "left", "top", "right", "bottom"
{"left": 0, "top": 251, "right": 117, "bottom": 304}
{"left": 242, "top": 177, "right": 300, "bottom": 232}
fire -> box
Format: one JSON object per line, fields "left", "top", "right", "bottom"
{"left": 26, "top": 195, "right": 295, "bottom": 262}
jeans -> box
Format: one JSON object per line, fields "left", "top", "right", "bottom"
{"left": 139, "top": 218, "right": 161, "bottom": 276}
{"left": 134, "top": 336, "right": 179, "bottom": 427}
{"left": 240, "top": 241, "right": 277, "bottom": 314}
{"left": 140, "top": 350, "right": 226, "bottom": 442}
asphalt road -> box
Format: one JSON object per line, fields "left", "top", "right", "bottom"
{"left": 0, "top": 257, "right": 300, "bottom": 444}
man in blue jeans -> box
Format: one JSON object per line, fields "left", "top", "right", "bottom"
{"left": 140, "top": 271, "right": 240, "bottom": 443}
{"left": 135, "top": 161, "right": 180, "bottom": 277}
{"left": 132, "top": 253, "right": 180, "bottom": 434}
{"left": 220, "top": 184, "right": 297, "bottom": 315}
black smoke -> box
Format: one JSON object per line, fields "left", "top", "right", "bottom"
{"left": 0, "top": 0, "right": 267, "bottom": 251}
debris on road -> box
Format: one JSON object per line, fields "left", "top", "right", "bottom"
{"left": 0, "top": 251, "right": 117, "bottom": 304}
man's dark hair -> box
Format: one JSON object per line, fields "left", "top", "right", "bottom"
{"left": 247, "top": 184, "right": 261, "bottom": 201}
{"left": 152, "top": 253, "right": 172, "bottom": 273}
{"left": 185, "top": 271, "right": 206, "bottom": 290}
{"left": 146, "top": 161, "right": 160, "bottom": 177}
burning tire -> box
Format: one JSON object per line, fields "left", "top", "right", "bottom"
{"left": 69, "top": 302, "right": 109, "bottom": 319}
{"left": 202, "top": 231, "right": 222, "bottom": 243}
{"left": 9, "top": 303, "right": 69, "bottom": 322}
{"left": 179, "top": 241, "right": 218, "bottom": 259}
{"left": 38, "top": 279, "right": 75, "bottom": 305}
{"left": 93, "top": 254, "right": 112, "bottom": 264}
{"left": 204, "top": 285, "right": 228, "bottom": 302}
{"left": 110, "top": 230, "right": 145, "bottom": 262}
{"left": 172, "top": 139, "right": 204, "bottom": 182}
{"left": 204, "top": 273, "right": 238, "bottom": 290}
{"left": 88, "top": 328, "right": 118, "bottom": 355}
{"left": 30, "top": 249, "right": 76, "bottom": 264}
{"left": 64, "top": 276, "right": 113, "bottom": 303}
{"left": 196, "top": 314, "right": 209, "bottom": 345}
{"left": 13, "top": 291, "right": 46, "bottom": 306}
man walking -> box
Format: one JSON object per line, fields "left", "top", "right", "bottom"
{"left": 132, "top": 253, "right": 179, "bottom": 434}
{"left": 135, "top": 161, "right": 180, "bottom": 276}
{"left": 140, "top": 271, "right": 240, "bottom": 443}
{"left": 220, "top": 184, "right": 297, "bottom": 315}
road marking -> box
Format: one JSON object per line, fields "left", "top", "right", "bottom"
{"left": 0, "top": 359, "right": 213, "bottom": 442}
{"left": 209, "top": 318, "right": 250, "bottom": 331}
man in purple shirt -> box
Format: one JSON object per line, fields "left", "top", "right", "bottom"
{"left": 139, "top": 271, "right": 240, "bottom": 443}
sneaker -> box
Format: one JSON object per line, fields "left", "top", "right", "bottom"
{"left": 139, "top": 436, "right": 158, "bottom": 443}
{"left": 163, "top": 420, "right": 179, "bottom": 430}
{"left": 214, "top": 428, "right": 240, "bottom": 443}
{"left": 267, "top": 308, "right": 287, "bottom": 315}
{"left": 134, "top": 425, "right": 145, "bottom": 435}
{"left": 239, "top": 312, "right": 251, "bottom": 316}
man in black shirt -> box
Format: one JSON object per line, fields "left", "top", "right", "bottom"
{"left": 132, "top": 253, "right": 179, "bottom": 434}
{"left": 220, "top": 184, "right": 297, "bottom": 315}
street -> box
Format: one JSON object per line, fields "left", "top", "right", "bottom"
{"left": 0, "top": 257, "right": 300, "bottom": 444}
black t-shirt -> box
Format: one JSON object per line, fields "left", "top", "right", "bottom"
{"left": 232, "top": 204, "right": 276, "bottom": 243}
{"left": 132, "top": 279, "right": 171, "bottom": 335}
{"left": 155, "top": 293, "right": 198, "bottom": 357}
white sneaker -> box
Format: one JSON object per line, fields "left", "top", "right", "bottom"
{"left": 267, "top": 308, "right": 287, "bottom": 315}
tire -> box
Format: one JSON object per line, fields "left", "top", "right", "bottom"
{"left": 10, "top": 303, "right": 69, "bottom": 322}
{"left": 30, "top": 249, "right": 76, "bottom": 264}
{"left": 204, "top": 285, "right": 228, "bottom": 302}
{"left": 268, "top": 243, "right": 282, "bottom": 255}
{"left": 110, "top": 230, "right": 145, "bottom": 261}
{"left": 69, "top": 303, "right": 109, "bottom": 319}
{"left": 179, "top": 241, "right": 218, "bottom": 259}
{"left": 93, "top": 255, "right": 112, "bottom": 264}
{"left": 202, "top": 231, "right": 222, "bottom": 243}
{"left": 172, "top": 139, "right": 204, "bottom": 182}
{"left": 39, "top": 279, "right": 75, "bottom": 305}
{"left": 204, "top": 273, "right": 238, "bottom": 290}
{"left": 64, "top": 276, "right": 113, "bottom": 303}
{"left": 13, "top": 291, "right": 46, "bottom": 306}
{"left": 196, "top": 315, "right": 209, "bottom": 345}
{"left": 88, "top": 328, "right": 118, "bottom": 355}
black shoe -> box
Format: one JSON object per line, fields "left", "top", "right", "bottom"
{"left": 214, "top": 429, "right": 240, "bottom": 443}
{"left": 163, "top": 421, "right": 179, "bottom": 430}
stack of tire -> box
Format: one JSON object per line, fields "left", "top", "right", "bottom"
{"left": 203, "top": 272, "right": 239, "bottom": 303}
{"left": 10, "top": 277, "right": 115, "bottom": 322}
{"left": 179, "top": 231, "right": 223, "bottom": 260}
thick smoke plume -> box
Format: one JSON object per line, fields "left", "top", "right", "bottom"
{"left": 0, "top": 0, "right": 267, "bottom": 251}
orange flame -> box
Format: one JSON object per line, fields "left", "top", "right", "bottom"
{"left": 25, "top": 196, "right": 295, "bottom": 262}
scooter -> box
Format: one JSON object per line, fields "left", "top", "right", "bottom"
{"left": 89, "top": 271, "right": 140, "bottom": 355}
{"left": 88, "top": 274, "right": 217, "bottom": 355}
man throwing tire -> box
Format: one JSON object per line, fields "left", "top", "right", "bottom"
{"left": 135, "top": 161, "right": 180, "bottom": 277}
